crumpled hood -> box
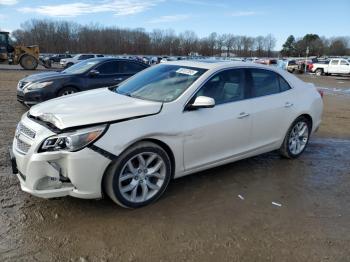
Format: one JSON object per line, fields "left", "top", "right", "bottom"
{"left": 22, "top": 71, "right": 69, "bottom": 82}
{"left": 29, "top": 88, "right": 163, "bottom": 130}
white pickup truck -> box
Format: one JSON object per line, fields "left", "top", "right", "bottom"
{"left": 312, "top": 58, "right": 350, "bottom": 76}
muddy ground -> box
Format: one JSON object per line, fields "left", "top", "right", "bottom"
{"left": 0, "top": 70, "right": 350, "bottom": 262}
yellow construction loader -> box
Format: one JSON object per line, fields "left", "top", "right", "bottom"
{"left": 0, "top": 31, "right": 51, "bottom": 70}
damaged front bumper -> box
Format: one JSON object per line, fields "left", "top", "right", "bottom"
{"left": 10, "top": 114, "right": 111, "bottom": 199}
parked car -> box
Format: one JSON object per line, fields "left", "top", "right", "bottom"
{"left": 17, "top": 58, "right": 149, "bottom": 105}
{"left": 245, "top": 57, "right": 259, "bottom": 62}
{"left": 160, "top": 56, "right": 178, "bottom": 63}
{"left": 286, "top": 60, "right": 304, "bottom": 73}
{"left": 49, "top": 54, "right": 72, "bottom": 63}
{"left": 60, "top": 54, "right": 104, "bottom": 68}
{"left": 10, "top": 61, "right": 323, "bottom": 208}
{"left": 311, "top": 58, "right": 350, "bottom": 76}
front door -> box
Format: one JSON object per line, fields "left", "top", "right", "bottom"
{"left": 183, "top": 68, "right": 252, "bottom": 171}
{"left": 87, "top": 60, "right": 121, "bottom": 90}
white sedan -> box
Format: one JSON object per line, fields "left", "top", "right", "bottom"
{"left": 11, "top": 61, "right": 323, "bottom": 208}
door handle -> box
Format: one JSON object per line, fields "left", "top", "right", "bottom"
{"left": 114, "top": 77, "right": 124, "bottom": 81}
{"left": 284, "top": 102, "right": 294, "bottom": 108}
{"left": 237, "top": 112, "right": 250, "bottom": 119}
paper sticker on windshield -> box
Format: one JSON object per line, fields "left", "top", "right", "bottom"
{"left": 176, "top": 68, "right": 198, "bottom": 76}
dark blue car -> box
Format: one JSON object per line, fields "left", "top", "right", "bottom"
{"left": 17, "top": 57, "right": 149, "bottom": 106}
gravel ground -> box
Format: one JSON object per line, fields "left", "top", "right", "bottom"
{"left": 0, "top": 70, "right": 350, "bottom": 261}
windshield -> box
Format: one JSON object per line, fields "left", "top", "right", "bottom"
{"left": 62, "top": 60, "right": 99, "bottom": 74}
{"left": 115, "top": 64, "right": 207, "bottom": 102}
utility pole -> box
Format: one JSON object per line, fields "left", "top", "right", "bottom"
{"left": 305, "top": 46, "right": 309, "bottom": 73}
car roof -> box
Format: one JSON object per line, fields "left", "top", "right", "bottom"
{"left": 164, "top": 59, "right": 277, "bottom": 71}
{"left": 81, "top": 57, "right": 148, "bottom": 64}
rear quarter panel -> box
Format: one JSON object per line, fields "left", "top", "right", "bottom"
{"left": 291, "top": 81, "right": 323, "bottom": 133}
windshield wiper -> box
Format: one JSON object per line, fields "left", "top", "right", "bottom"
{"left": 114, "top": 87, "right": 133, "bottom": 97}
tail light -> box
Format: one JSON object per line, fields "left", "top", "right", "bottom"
{"left": 317, "top": 89, "right": 324, "bottom": 98}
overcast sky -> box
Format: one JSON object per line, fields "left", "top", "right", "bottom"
{"left": 0, "top": 0, "right": 349, "bottom": 49}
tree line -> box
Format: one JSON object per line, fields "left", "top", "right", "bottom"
{"left": 281, "top": 34, "right": 350, "bottom": 57}
{"left": 10, "top": 19, "right": 277, "bottom": 57}
{"left": 9, "top": 19, "right": 350, "bottom": 57}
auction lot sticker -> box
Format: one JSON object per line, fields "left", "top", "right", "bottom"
{"left": 176, "top": 68, "right": 198, "bottom": 76}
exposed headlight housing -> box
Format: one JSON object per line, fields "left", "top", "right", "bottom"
{"left": 39, "top": 125, "right": 107, "bottom": 152}
{"left": 25, "top": 81, "right": 53, "bottom": 90}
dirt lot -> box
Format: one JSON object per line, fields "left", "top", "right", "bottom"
{"left": 0, "top": 70, "right": 350, "bottom": 261}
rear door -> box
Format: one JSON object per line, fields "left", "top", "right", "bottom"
{"left": 245, "top": 68, "right": 295, "bottom": 150}
{"left": 328, "top": 59, "right": 340, "bottom": 74}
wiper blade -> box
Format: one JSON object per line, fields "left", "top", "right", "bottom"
{"left": 115, "top": 87, "right": 133, "bottom": 97}
{"left": 122, "top": 92, "right": 133, "bottom": 97}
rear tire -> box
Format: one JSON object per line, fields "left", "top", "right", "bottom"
{"left": 103, "top": 142, "right": 172, "bottom": 208}
{"left": 315, "top": 69, "right": 323, "bottom": 76}
{"left": 57, "top": 86, "right": 78, "bottom": 97}
{"left": 19, "top": 55, "right": 38, "bottom": 70}
{"left": 279, "top": 116, "right": 311, "bottom": 159}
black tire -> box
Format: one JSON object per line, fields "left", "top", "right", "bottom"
{"left": 103, "top": 142, "right": 172, "bottom": 208}
{"left": 279, "top": 116, "right": 311, "bottom": 159}
{"left": 315, "top": 69, "right": 323, "bottom": 76}
{"left": 19, "top": 55, "right": 38, "bottom": 70}
{"left": 57, "top": 86, "right": 78, "bottom": 97}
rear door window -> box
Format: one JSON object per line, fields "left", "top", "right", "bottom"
{"left": 79, "top": 55, "right": 94, "bottom": 60}
{"left": 248, "top": 69, "right": 280, "bottom": 98}
{"left": 119, "top": 61, "right": 147, "bottom": 74}
{"left": 96, "top": 61, "right": 119, "bottom": 75}
{"left": 279, "top": 76, "right": 291, "bottom": 92}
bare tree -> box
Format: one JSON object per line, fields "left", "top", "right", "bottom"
{"left": 15, "top": 19, "right": 349, "bottom": 58}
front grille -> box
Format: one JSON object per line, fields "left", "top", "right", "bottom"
{"left": 17, "top": 94, "right": 24, "bottom": 102}
{"left": 17, "top": 81, "right": 28, "bottom": 89}
{"left": 18, "top": 123, "right": 36, "bottom": 139}
{"left": 15, "top": 122, "right": 36, "bottom": 154}
{"left": 16, "top": 139, "right": 31, "bottom": 154}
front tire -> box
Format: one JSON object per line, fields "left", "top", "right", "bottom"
{"left": 19, "top": 55, "right": 38, "bottom": 70}
{"left": 65, "top": 62, "right": 74, "bottom": 68}
{"left": 57, "top": 86, "right": 78, "bottom": 97}
{"left": 279, "top": 116, "right": 311, "bottom": 159}
{"left": 104, "top": 142, "right": 172, "bottom": 208}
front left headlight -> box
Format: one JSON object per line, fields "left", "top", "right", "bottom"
{"left": 39, "top": 125, "right": 107, "bottom": 152}
{"left": 25, "top": 81, "right": 53, "bottom": 90}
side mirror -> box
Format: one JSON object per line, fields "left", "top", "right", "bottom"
{"left": 187, "top": 96, "right": 215, "bottom": 110}
{"left": 89, "top": 69, "right": 100, "bottom": 77}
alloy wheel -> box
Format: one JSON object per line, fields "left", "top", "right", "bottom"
{"left": 288, "top": 121, "right": 309, "bottom": 155}
{"left": 118, "top": 152, "right": 166, "bottom": 203}
{"left": 62, "top": 90, "right": 75, "bottom": 95}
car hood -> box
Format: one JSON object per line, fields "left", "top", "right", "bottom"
{"left": 29, "top": 88, "right": 163, "bottom": 130}
{"left": 21, "top": 71, "right": 71, "bottom": 82}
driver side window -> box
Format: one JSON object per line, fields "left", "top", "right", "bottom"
{"left": 195, "top": 69, "right": 245, "bottom": 105}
